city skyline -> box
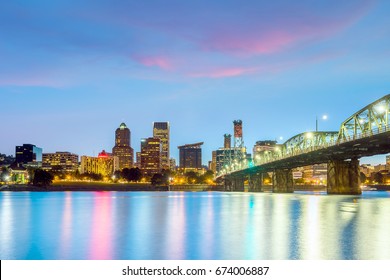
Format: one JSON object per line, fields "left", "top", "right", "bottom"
{"left": 1, "top": 1, "right": 390, "bottom": 165}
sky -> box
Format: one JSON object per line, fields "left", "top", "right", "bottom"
{"left": 1, "top": 0, "right": 390, "bottom": 165}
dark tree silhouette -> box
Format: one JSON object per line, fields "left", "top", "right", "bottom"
{"left": 81, "top": 172, "right": 103, "bottom": 181}
{"left": 33, "top": 169, "right": 54, "bottom": 187}
{"left": 113, "top": 170, "right": 122, "bottom": 180}
{"left": 128, "top": 168, "right": 142, "bottom": 182}
{"left": 185, "top": 171, "right": 199, "bottom": 184}
{"left": 0, "top": 167, "right": 10, "bottom": 182}
{"left": 151, "top": 173, "right": 164, "bottom": 185}
{"left": 373, "top": 172, "right": 384, "bottom": 184}
{"left": 200, "top": 170, "right": 214, "bottom": 184}
{"left": 360, "top": 172, "right": 367, "bottom": 183}
{"left": 121, "top": 168, "right": 131, "bottom": 181}
{"left": 121, "top": 168, "right": 142, "bottom": 182}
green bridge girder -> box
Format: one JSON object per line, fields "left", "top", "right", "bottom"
{"left": 217, "top": 93, "right": 390, "bottom": 177}
{"left": 255, "top": 131, "right": 339, "bottom": 165}
{"left": 338, "top": 94, "right": 390, "bottom": 142}
{"left": 252, "top": 94, "right": 390, "bottom": 168}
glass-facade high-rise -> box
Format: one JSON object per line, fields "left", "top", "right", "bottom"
{"left": 112, "top": 123, "right": 134, "bottom": 170}
{"left": 15, "top": 144, "right": 42, "bottom": 167}
{"left": 153, "top": 122, "right": 170, "bottom": 170}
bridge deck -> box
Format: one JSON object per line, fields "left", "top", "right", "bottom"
{"left": 226, "top": 130, "right": 390, "bottom": 176}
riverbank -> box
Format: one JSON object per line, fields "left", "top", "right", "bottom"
{"left": 0, "top": 181, "right": 221, "bottom": 192}
{"left": 368, "top": 184, "right": 390, "bottom": 191}
{"left": 2, "top": 182, "right": 370, "bottom": 192}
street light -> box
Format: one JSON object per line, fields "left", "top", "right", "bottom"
{"left": 316, "top": 115, "right": 328, "bottom": 131}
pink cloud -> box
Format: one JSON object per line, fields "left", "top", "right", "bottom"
{"left": 198, "top": 1, "right": 375, "bottom": 56}
{"left": 204, "top": 30, "right": 299, "bottom": 55}
{"left": 190, "top": 66, "right": 258, "bottom": 78}
{"left": 133, "top": 55, "right": 173, "bottom": 70}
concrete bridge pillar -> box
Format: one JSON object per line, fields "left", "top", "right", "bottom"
{"left": 224, "top": 176, "right": 233, "bottom": 191}
{"left": 231, "top": 176, "right": 245, "bottom": 191}
{"left": 327, "top": 158, "right": 361, "bottom": 195}
{"left": 248, "top": 173, "right": 263, "bottom": 192}
{"left": 272, "top": 169, "right": 294, "bottom": 193}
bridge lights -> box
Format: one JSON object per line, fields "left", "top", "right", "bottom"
{"left": 306, "top": 132, "right": 314, "bottom": 139}
{"left": 255, "top": 155, "right": 261, "bottom": 165}
{"left": 376, "top": 104, "right": 386, "bottom": 114}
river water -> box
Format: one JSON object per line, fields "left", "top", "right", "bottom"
{"left": 1, "top": 191, "right": 390, "bottom": 260}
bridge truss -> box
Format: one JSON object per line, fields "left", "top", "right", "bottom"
{"left": 338, "top": 94, "right": 390, "bottom": 142}
{"left": 217, "top": 93, "right": 390, "bottom": 177}
{"left": 255, "top": 131, "right": 339, "bottom": 165}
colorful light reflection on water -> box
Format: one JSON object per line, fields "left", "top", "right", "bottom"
{"left": 1, "top": 191, "right": 390, "bottom": 260}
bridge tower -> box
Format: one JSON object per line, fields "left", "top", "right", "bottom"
{"left": 233, "top": 120, "right": 245, "bottom": 170}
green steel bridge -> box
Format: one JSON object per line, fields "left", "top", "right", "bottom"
{"left": 218, "top": 94, "right": 390, "bottom": 194}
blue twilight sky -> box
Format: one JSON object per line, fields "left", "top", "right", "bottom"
{"left": 1, "top": 0, "right": 390, "bottom": 165}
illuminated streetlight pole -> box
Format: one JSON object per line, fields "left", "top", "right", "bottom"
{"left": 316, "top": 115, "right": 328, "bottom": 131}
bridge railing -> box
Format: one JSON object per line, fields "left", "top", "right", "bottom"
{"left": 217, "top": 123, "right": 390, "bottom": 176}
{"left": 337, "top": 124, "right": 390, "bottom": 144}
{"left": 252, "top": 124, "right": 390, "bottom": 167}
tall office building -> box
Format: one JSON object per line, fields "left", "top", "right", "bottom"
{"left": 42, "top": 152, "right": 79, "bottom": 172}
{"left": 15, "top": 144, "right": 42, "bottom": 167}
{"left": 178, "top": 142, "right": 203, "bottom": 172}
{"left": 112, "top": 123, "right": 134, "bottom": 170}
{"left": 80, "top": 150, "right": 119, "bottom": 177}
{"left": 153, "top": 122, "right": 170, "bottom": 170}
{"left": 210, "top": 150, "right": 217, "bottom": 173}
{"left": 215, "top": 148, "right": 238, "bottom": 174}
{"left": 253, "top": 140, "right": 278, "bottom": 164}
{"left": 140, "top": 137, "right": 161, "bottom": 176}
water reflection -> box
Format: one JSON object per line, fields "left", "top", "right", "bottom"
{"left": 1, "top": 191, "right": 390, "bottom": 260}
{"left": 89, "top": 192, "right": 113, "bottom": 259}
{"left": 59, "top": 192, "right": 72, "bottom": 259}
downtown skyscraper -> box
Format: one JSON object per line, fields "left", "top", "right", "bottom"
{"left": 153, "top": 122, "right": 170, "bottom": 170}
{"left": 112, "top": 123, "right": 134, "bottom": 170}
{"left": 178, "top": 142, "right": 203, "bottom": 172}
{"left": 140, "top": 137, "right": 161, "bottom": 176}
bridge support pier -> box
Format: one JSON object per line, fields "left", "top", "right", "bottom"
{"left": 327, "top": 158, "right": 361, "bottom": 195}
{"left": 272, "top": 169, "right": 294, "bottom": 193}
{"left": 224, "top": 176, "right": 233, "bottom": 191}
{"left": 224, "top": 175, "right": 245, "bottom": 191}
{"left": 248, "top": 173, "right": 263, "bottom": 192}
{"left": 231, "top": 176, "right": 245, "bottom": 191}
